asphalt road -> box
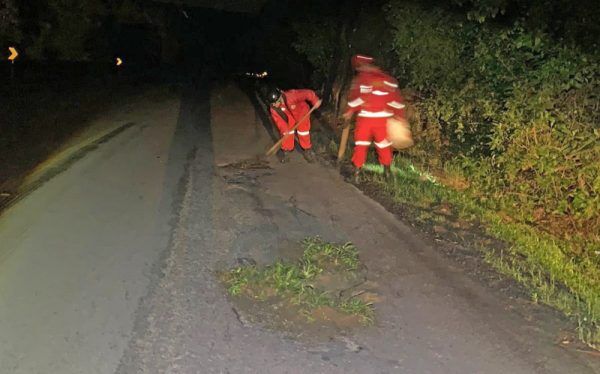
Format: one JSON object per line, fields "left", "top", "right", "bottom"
{"left": 0, "top": 82, "right": 597, "bottom": 374}
{"left": 0, "top": 86, "right": 201, "bottom": 374}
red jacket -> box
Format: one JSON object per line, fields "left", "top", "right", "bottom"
{"left": 345, "top": 67, "right": 405, "bottom": 119}
{"left": 270, "top": 89, "right": 319, "bottom": 129}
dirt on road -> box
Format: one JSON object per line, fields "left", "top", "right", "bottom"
{"left": 118, "top": 83, "right": 599, "bottom": 374}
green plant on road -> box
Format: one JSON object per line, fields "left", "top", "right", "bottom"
{"left": 221, "top": 237, "right": 374, "bottom": 326}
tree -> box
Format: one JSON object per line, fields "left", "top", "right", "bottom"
{"left": 0, "top": 0, "right": 21, "bottom": 44}
{"left": 451, "top": 0, "right": 599, "bottom": 49}
{"left": 27, "top": 0, "right": 107, "bottom": 61}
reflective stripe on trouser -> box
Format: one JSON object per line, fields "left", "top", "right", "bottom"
{"left": 279, "top": 114, "right": 312, "bottom": 151}
{"left": 351, "top": 117, "right": 392, "bottom": 168}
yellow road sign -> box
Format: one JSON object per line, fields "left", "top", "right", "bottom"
{"left": 116, "top": 57, "right": 123, "bottom": 66}
{"left": 8, "top": 47, "right": 18, "bottom": 63}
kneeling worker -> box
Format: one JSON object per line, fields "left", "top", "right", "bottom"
{"left": 267, "top": 87, "right": 321, "bottom": 163}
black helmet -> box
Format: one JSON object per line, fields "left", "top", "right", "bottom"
{"left": 267, "top": 87, "right": 282, "bottom": 104}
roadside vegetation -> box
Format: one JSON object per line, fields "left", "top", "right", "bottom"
{"left": 288, "top": 0, "right": 600, "bottom": 347}
{"left": 220, "top": 237, "right": 375, "bottom": 326}
{"left": 362, "top": 160, "right": 599, "bottom": 347}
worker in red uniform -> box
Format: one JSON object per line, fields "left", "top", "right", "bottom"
{"left": 267, "top": 87, "right": 321, "bottom": 163}
{"left": 343, "top": 54, "right": 406, "bottom": 180}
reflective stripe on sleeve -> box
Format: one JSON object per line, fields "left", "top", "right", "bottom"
{"left": 355, "top": 141, "right": 372, "bottom": 146}
{"left": 372, "top": 90, "right": 390, "bottom": 96}
{"left": 297, "top": 130, "right": 310, "bottom": 136}
{"left": 384, "top": 80, "right": 398, "bottom": 88}
{"left": 360, "top": 85, "right": 373, "bottom": 93}
{"left": 387, "top": 101, "right": 406, "bottom": 109}
{"left": 358, "top": 110, "right": 394, "bottom": 118}
{"left": 287, "top": 130, "right": 295, "bottom": 135}
{"left": 348, "top": 98, "right": 365, "bottom": 108}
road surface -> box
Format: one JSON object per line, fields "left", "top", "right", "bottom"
{"left": 0, "top": 86, "right": 201, "bottom": 373}
{"left": 0, "top": 82, "right": 597, "bottom": 374}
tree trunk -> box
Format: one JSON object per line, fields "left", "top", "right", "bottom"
{"left": 331, "top": 1, "right": 361, "bottom": 122}
{"left": 322, "top": 0, "right": 346, "bottom": 106}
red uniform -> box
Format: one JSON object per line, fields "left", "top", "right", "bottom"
{"left": 270, "top": 89, "right": 320, "bottom": 151}
{"left": 345, "top": 65, "right": 406, "bottom": 168}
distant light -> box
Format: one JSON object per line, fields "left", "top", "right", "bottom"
{"left": 116, "top": 57, "right": 123, "bottom": 66}
{"left": 245, "top": 71, "right": 268, "bottom": 79}
{"left": 8, "top": 47, "right": 18, "bottom": 63}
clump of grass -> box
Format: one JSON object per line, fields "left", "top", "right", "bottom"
{"left": 226, "top": 266, "right": 259, "bottom": 296}
{"left": 302, "top": 237, "right": 359, "bottom": 271}
{"left": 340, "top": 298, "right": 375, "bottom": 325}
{"left": 360, "top": 157, "right": 600, "bottom": 348}
{"left": 221, "top": 237, "right": 373, "bottom": 325}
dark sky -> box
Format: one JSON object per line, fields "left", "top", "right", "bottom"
{"left": 152, "top": 0, "right": 269, "bottom": 13}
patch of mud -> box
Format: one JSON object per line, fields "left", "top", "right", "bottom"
{"left": 311, "top": 307, "right": 363, "bottom": 329}
{"left": 355, "top": 177, "right": 519, "bottom": 289}
{"left": 218, "top": 157, "right": 272, "bottom": 170}
{"left": 313, "top": 268, "right": 368, "bottom": 297}
{"left": 227, "top": 290, "right": 373, "bottom": 343}
{"left": 274, "top": 239, "right": 306, "bottom": 263}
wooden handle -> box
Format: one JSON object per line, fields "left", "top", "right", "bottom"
{"left": 265, "top": 105, "right": 320, "bottom": 157}
{"left": 337, "top": 124, "right": 351, "bottom": 162}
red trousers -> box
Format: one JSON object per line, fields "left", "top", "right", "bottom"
{"left": 351, "top": 117, "right": 392, "bottom": 167}
{"left": 278, "top": 114, "right": 312, "bottom": 151}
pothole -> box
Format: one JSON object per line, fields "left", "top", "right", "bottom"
{"left": 219, "top": 237, "right": 381, "bottom": 340}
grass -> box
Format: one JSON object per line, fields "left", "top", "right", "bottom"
{"left": 221, "top": 237, "right": 374, "bottom": 325}
{"left": 302, "top": 237, "right": 360, "bottom": 271}
{"left": 360, "top": 156, "right": 599, "bottom": 348}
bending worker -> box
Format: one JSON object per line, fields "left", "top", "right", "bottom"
{"left": 267, "top": 87, "right": 321, "bottom": 163}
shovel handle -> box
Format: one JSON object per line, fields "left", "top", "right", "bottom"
{"left": 265, "top": 104, "right": 320, "bottom": 157}
{"left": 337, "top": 123, "right": 351, "bottom": 162}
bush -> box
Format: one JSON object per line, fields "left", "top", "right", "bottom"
{"left": 292, "top": 0, "right": 600, "bottom": 347}
{"left": 385, "top": 1, "right": 600, "bottom": 247}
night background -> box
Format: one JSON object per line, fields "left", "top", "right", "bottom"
{"left": 0, "top": 0, "right": 599, "bottom": 372}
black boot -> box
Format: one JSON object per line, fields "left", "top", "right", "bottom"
{"left": 353, "top": 167, "right": 362, "bottom": 184}
{"left": 383, "top": 165, "right": 392, "bottom": 181}
{"left": 302, "top": 149, "right": 316, "bottom": 163}
{"left": 339, "top": 161, "right": 353, "bottom": 178}
{"left": 278, "top": 151, "right": 290, "bottom": 164}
